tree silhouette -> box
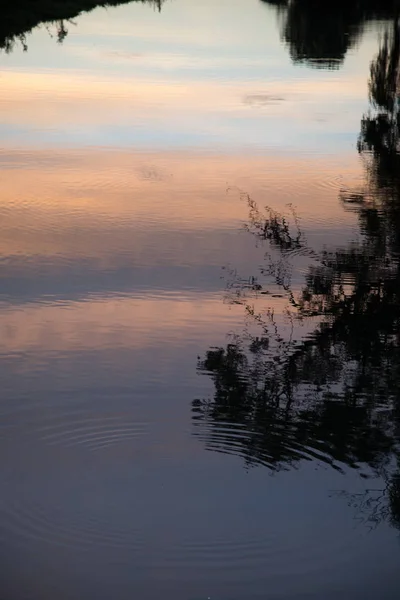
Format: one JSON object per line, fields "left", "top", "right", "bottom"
{"left": 193, "top": 17, "right": 400, "bottom": 528}
{"left": 263, "top": 0, "right": 400, "bottom": 69}
{"left": 0, "top": 0, "right": 164, "bottom": 52}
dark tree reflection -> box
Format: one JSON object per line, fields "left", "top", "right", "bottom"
{"left": 262, "top": 0, "right": 400, "bottom": 69}
{"left": 193, "top": 18, "right": 400, "bottom": 528}
{"left": 0, "top": 0, "right": 164, "bottom": 52}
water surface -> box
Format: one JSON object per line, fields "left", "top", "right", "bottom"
{"left": 1, "top": 1, "right": 400, "bottom": 599}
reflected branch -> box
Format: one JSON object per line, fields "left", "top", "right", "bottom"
{"left": 0, "top": 0, "right": 165, "bottom": 51}
{"left": 193, "top": 15, "right": 400, "bottom": 530}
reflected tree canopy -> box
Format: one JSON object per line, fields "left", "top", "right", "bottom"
{"left": 193, "top": 17, "right": 400, "bottom": 529}
{"left": 0, "top": 0, "right": 163, "bottom": 51}
{"left": 2, "top": 0, "right": 399, "bottom": 58}
{"left": 262, "top": 0, "right": 400, "bottom": 68}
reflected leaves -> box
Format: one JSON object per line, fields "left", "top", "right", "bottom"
{"left": 193, "top": 17, "right": 400, "bottom": 529}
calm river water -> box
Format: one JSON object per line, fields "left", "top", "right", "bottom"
{"left": 1, "top": 1, "right": 400, "bottom": 598}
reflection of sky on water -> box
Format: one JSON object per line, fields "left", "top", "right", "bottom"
{"left": 0, "top": 148, "right": 361, "bottom": 308}
{"left": 0, "top": 0, "right": 381, "bottom": 150}
{"left": 0, "top": 3, "right": 399, "bottom": 599}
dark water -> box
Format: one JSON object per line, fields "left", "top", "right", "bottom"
{"left": 1, "top": 1, "right": 400, "bottom": 598}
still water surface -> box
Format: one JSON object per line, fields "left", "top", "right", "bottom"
{"left": 1, "top": 1, "right": 400, "bottom": 598}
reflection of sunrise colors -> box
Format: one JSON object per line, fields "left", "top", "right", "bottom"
{"left": 0, "top": 149, "right": 360, "bottom": 260}
{"left": 1, "top": 2, "right": 399, "bottom": 600}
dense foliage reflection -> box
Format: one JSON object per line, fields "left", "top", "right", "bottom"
{"left": 263, "top": 0, "right": 400, "bottom": 68}
{"left": 193, "top": 17, "right": 400, "bottom": 529}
